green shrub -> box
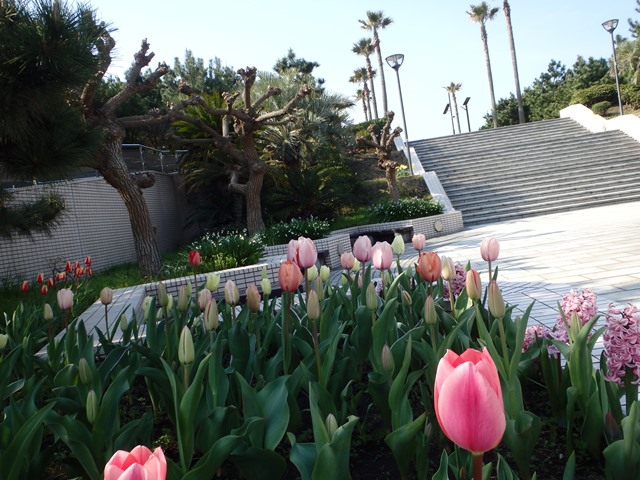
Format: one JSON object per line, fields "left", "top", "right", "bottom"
{"left": 164, "top": 230, "right": 265, "bottom": 276}
{"left": 368, "top": 197, "right": 443, "bottom": 222}
{"left": 592, "top": 100, "right": 612, "bottom": 116}
{"left": 261, "top": 216, "right": 331, "bottom": 245}
{"left": 622, "top": 84, "right": 640, "bottom": 108}
{"left": 570, "top": 84, "right": 617, "bottom": 107}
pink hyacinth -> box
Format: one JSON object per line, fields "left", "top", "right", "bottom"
{"left": 603, "top": 303, "right": 640, "bottom": 385}
{"left": 552, "top": 289, "right": 598, "bottom": 343}
{"left": 443, "top": 262, "right": 466, "bottom": 297}
{"left": 522, "top": 325, "right": 551, "bottom": 352}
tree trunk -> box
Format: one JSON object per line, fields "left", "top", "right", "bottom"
{"left": 374, "top": 29, "right": 389, "bottom": 115}
{"left": 504, "top": 1, "right": 525, "bottom": 124}
{"left": 481, "top": 25, "right": 499, "bottom": 128}
{"left": 366, "top": 57, "right": 379, "bottom": 119}
{"left": 98, "top": 138, "right": 163, "bottom": 277}
{"left": 245, "top": 163, "right": 267, "bottom": 235}
{"left": 385, "top": 165, "right": 399, "bottom": 203}
{"left": 452, "top": 92, "right": 462, "bottom": 134}
{"left": 364, "top": 81, "right": 373, "bottom": 121}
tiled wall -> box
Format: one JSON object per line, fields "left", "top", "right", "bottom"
{"left": 0, "top": 173, "right": 195, "bottom": 284}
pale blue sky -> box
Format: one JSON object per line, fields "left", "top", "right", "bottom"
{"left": 87, "top": 0, "right": 638, "bottom": 140}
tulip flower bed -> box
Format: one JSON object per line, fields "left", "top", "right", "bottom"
{"left": 1, "top": 235, "right": 637, "bottom": 479}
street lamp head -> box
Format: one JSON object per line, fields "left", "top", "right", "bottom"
{"left": 463, "top": 97, "right": 471, "bottom": 106}
{"left": 385, "top": 54, "right": 405, "bottom": 71}
{"left": 602, "top": 19, "right": 619, "bottom": 33}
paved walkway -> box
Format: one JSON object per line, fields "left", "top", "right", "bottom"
{"left": 337, "top": 201, "right": 640, "bottom": 338}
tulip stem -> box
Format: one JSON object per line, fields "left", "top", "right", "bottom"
{"left": 429, "top": 324, "right": 437, "bottom": 352}
{"left": 104, "top": 304, "right": 109, "bottom": 336}
{"left": 312, "top": 318, "right": 322, "bottom": 383}
{"left": 496, "top": 314, "right": 510, "bottom": 372}
{"left": 183, "top": 364, "right": 191, "bottom": 389}
{"left": 473, "top": 453, "right": 483, "bottom": 480}
{"left": 448, "top": 280, "right": 456, "bottom": 319}
{"left": 283, "top": 292, "right": 290, "bottom": 375}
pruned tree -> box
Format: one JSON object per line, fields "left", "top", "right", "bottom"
{"left": 172, "top": 67, "right": 311, "bottom": 234}
{"left": 357, "top": 111, "right": 403, "bottom": 202}
{"left": 1, "top": 0, "right": 197, "bottom": 276}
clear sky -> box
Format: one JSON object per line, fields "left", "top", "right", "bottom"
{"left": 86, "top": 0, "right": 638, "bottom": 141}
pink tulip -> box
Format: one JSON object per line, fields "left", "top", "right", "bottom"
{"left": 416, "top": 252, "right": 442, "bottom": 283}
{"left": 434, "top": 348, "right": 505, "bottom": 454}
{"left": 245, "top": 284, "right": 261, "bottom": 313}
{"left": 412, "top": 233, "right": 426, "bottom": 252}
{"left": 287, "top": 239, "right": 299, "bottom": 263}
{"left": 104, "top": 445, "right": 167, "bottom": 480}
{"left": 340, "top": 252, "right": 355, "bottom": 270}
{"left": 480, "top": 238, "right": 500, "bottom": 262}
{"left": 57, "top": 288, "right": 74, "bottom": 310}
{"left": 353, "top": 236, "right": 372, "bottom": 262}
{"left": 296, "top": 237, "right": 318, "bottom": 269}
{"left": 371, "top": 241, "right": 393, "bottom": 270}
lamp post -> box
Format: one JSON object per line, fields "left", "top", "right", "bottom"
{"left": 461, "top": 97, "right": 471, "bottom": 133}
{"left": 385, "top": 53, "right": 412, "bottom": 175}
{"left": 602, "top": 19, "right": 624, "bottom": 116}
{"left": 443, "top": 102, "right": 455, "bottom": 135}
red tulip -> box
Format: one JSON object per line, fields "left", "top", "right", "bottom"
{"left": 36, "top": 272, "right": 44, "bottom": 284}
{"left": 84, "top": 256, "right": 92, "bottom": 267}
{"left": 340, "top": 252, "right": 355, "bottom": 270}
{"left": 371, "top": 241, "right": 393, "bottom": 270}
{"left": 353, "top": 236, "right": 372, "bottom": 262}
{"left": 480, "top": 238, "right": 500, "bottom": 262}
{"left": 86, "top": 266, "right": 92, "bottom": 276}
{"left": 65, "top": 261, "right": 73, "bottom": 273}
{"left": 40, "top": 285, "right": 48, "bottom": 295}
{"left": 416, "top": 252, "right": 442, "bottom": 282}
{"left": 278, "top": 260, "right": 303, "bottom": 293}
{"left": 434, "top": 347, "right": 505, "bottom": 454}
{"left": 412, "top": 233, "right": 426, "bottom": 252}
{"left": 20, "top": 280, "right": 29, "bottom": 292}
{"left": 466, "top": 269, "right": 482, "bottom": 301}
{"left": 75, "top": 266, "right": 85, "bottom": 277}
{"left": 104, "top": 445, "right": 166, "bottom": 480}
{"left": 188, "top": 250, "right": 201, "bottom": 267}
{"left": 56, "top": 271, "right": 66, "bottom": 282}
{"left": 47, "top": 277, "right": 54, "bottom": 288}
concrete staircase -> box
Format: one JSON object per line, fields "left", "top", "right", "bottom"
{"left": 412, "top": 117, "right": 640, "bottom": 225}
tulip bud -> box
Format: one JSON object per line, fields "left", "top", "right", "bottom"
{"left": 43, "top": 303, "right": 53, "bottom": 321}
{"left": 487, "top": 281, "right": 505, "bottom": 319}
{"left": 257, "top": 276, "right": 270, "bottom": 297}
{"left": 424, "top": 295, "right": 437, "bottom": 326}
{"left": 480, "top": 238, "right": 500, "bottom": 262}
{"left": 465, "top": 269, "right": 482, "bottom": 301}
{"left": 177, "top": 285, "right": 190, "bottom": 312}
{"left": 262, "top": 265, "right": 268, "bottom": 279}
{"left": 56, "top": 288, "right": 74, "bottom": 310}
{"left": 412, "top": 233, "right": 426, "bottom": 252}
{"left": 307, "top": 289, "right": 320, "bottom": 322}
{"left": 20, "top": 280, "right": 29, "bottom": 292}
{"left": 319, "top": 265, "right": 330, "bottom": 282}
{"left": 224, "top": 280, "right": 239, "bottom": 306}
{"left": 306, "top": 265, "right": 319, "bottom": 282}
{"left": 36, "top": 272, "right": 44, "bottom": 284}
{"left": 340, "top": 252, "right": 355, "bottom": 270}
{"left": 313, "top": 277, "right": 324, "bottom": 302}
{"left": 205, "top": 273, "right": 220, "bottom": 292}
{"left": 84, "top": 256, "right": 92, "bottom": 267}
{"left": 47, "top": 277, "right": 54, "bottom": 288}
{"left": 65, "top": 261, "right": 73, "bottom": 273}
{"left": 0, "top": 334, "right": 8, "bottom": 349}
{"left": 86, "top": 390, "right": 98, "bottom": 424}
{"left": 157, "top": 282, "right": 169, "bottom": 308}
{"left": 156, "top": 308, "right": 165, "bottom": 320}
{"left": 353, "top": 235, "right": 372, "bottom": 262}
{"left": 441, "top": 256, "right": 455, "bottom": 282}
{"left": 166, "top": 294, "right": 174, "bottom": 311}
{"left": 391, "top": 235, "right": 405, "bottom": 255}
{"left": 246, "top": 284, "right": 261, "bottom": 313}
{"left": 100, "top": 287, "right": 113, "bottom": 306}
{"left": 197, "top": 288, "right": 212, "bottom": 311}
{"left": 188, "top": 250, "right": 202, "bottom": 267}
{"left": 402, "top": 290, "right": 412, "bottom": 307}
{"left": 381, "top": 344, "right": 395, "bottom": 374}
{"left": 178, "top": 326, "right": 195, "bottom": 365}
{"left": 352, "top": 259, "right": 361, "bottom": 273}
{"left": 278, "top": 261, "right": 303, "bottom": 293}
{"left": 142, "top": 296, "right": 154, "bottom": 319}
{"left": 78, "top": 358, "right": 92, "bottom": 385}
{"left": 204, "top": 299, "right": 219, "bottom": 331}
{"left": 325, "top": 413, "right": 338, "bottom": 439}
{"left": 119, "top": 313, "right": 128, "bottom": 332}
{"left": 366, "top": 283, "right": 378, "bottom": 312}
{"left": 40, "top": 285, "right": 48, "bottom": 295}
{"left": 341, "top": 274, "right": 348, "bottom": 286}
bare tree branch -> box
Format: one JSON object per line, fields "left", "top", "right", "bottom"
{"left": 81, "top": 32, "right": 116, "bottom": 113}
{"left": 257, "top": 85, "right": 312, "bottom": 122}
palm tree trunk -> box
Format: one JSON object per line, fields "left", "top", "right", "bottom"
{"left": 373, "top": 30, "right": 389, "bottom": 115}
{"left": 481, "top": 25, "right": 499, "bottom": 128}
{"left": 366, "top": 58, "right": 379, "bottom": 118}
{"left": 504, "top": 1, "right": 525, "bottom": 124}
{"left": 364, "top": 82, "right": 373, "bottom": 121}
{"left": 98, "top": 139, "right": 163, "bottom": 277}
{"left": 452, "top": 92, "right": 462, "bottom": 134}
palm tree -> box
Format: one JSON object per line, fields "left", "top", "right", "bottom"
{"left": 350, "top": 68, "right": 372, "bottom": 121}
{"left": 444, "top": 82, "right": 463, "bottom": 134}
{"left": 503, "top": 1, "right": 525, "bottom": 123}
{"left": 359, "top": 11, "right": 393, "bottom": 115}
{"left": 352, "top": 38, "right": 379, "bottom": 118}
{"left": 468, "top": 2, "right": 500, "bottom": 128}
{"left": 354, "top": 89, "right": 369, "bottom": 121}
